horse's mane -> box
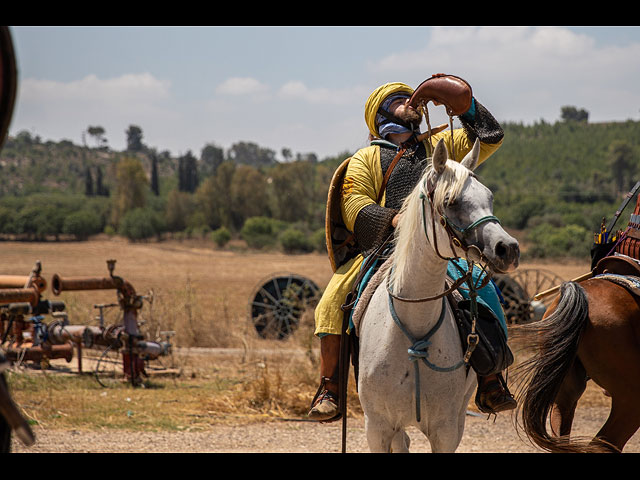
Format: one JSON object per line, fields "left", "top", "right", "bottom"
{"left": 390, "top": 159, "right": 471, "bottom": 291}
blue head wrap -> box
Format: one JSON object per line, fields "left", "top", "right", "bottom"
{"left": 376, "top": 93, "right": 416, "bottom": 139}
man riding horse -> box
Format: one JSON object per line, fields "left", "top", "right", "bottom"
{"left": 308, "top": 75, "right": 516, "bottom": 422}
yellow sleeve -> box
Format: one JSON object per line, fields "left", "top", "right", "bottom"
{"left": 340, "top": 146, "right": 383, "bottom": 232}
{"left": 429, "top": 128, "right": 502, "bottom": 166}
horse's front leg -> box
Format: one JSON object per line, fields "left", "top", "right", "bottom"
{"left": 364, "top": 413, "right": 398, "bottom": 453}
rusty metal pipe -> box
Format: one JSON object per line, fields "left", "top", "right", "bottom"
{"left": 134, "top": 341, "right": 171, "bottom": 359}
{"left": 0, "top": 288, "right": 39, "bottom": 306}
{"left": 0, "top": 275, "right": 47, "bottom": 293}
{"left": 3, "top": 343, "right": 73, "bottom": 363}
{"left": 81, "top": 325, "right": 123, "bottom": 349}
{"left": 47, "top": 323, "right": 89, "bottom": 345}
{"left": 51, "top": 275, "right": 119, "bottom": 295}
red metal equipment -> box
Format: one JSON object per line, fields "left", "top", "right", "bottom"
{"left": 51, "top": 259, "right": 171, "bottom": 386}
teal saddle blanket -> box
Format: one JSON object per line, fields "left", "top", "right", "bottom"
{"left": 349, "top": 256, "right": 507, "bottom": 336}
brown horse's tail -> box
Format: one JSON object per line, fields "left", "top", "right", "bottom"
{"left": 512, "top": 281, "right": 606, "bottom": 453}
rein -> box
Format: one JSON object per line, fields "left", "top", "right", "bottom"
{"left": 386, "top": 174, "right": 499, "bottom": 423}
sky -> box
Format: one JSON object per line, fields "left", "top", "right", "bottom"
{"left": 7, "top": 26, "right": 640, "bottom": 161}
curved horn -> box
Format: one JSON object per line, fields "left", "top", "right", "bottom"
{"left": 408, "top": 74, "right": 473, "bottom": 116}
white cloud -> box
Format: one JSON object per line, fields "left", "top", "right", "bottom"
{"left": 277, "top": 81, "right": 371, "bottom": 108}
{"left": 12, "top": 72, "right": 178, "bottom": 150}
{"left": 369, "top": 26, "right": 640, "bottom": 124}
{"left": 20, "top": 73, "right": 170, "bottom": 104}
{"left": 215, "top": 77, "right": 269, "bottom": 96}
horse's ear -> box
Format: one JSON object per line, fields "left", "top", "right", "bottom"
{"left": 432, "top": 138, "right": 448, "bottom": 174}
{"left": 460, "top": 138, "right": 480, "bottom": 171}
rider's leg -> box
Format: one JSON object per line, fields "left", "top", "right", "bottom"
{"left": 308, "top": 333, "right": 341, "bottom": 421}
{"left": 308, "top": 255, "right": 362, "bottom": 422}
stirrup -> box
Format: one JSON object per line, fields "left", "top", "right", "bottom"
{"left": 308, "top": 377, "right": 341, "bottom": 423}
{"left": 475, "top": 375, "right": 517, "bottom": 415}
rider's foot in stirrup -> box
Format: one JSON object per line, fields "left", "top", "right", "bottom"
{"left": 475, "top": 379, "right": 517, "bottom": 415}
{"left": 308, "top": 389, "right": 339, "bottom": 421}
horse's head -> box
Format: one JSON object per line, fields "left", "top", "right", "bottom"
{"left": 424, "top": 138, "right": 519, "bottom": 274}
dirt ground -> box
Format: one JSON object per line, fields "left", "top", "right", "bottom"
{"left": 3, "top": 239, "right": 639, "bottom": 453}
{"left": 11, "top": 389, "right": 640, "bottom": 453}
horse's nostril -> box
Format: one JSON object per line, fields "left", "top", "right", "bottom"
{"left": 495, "top": 241, "right": 507, "bottom": 258}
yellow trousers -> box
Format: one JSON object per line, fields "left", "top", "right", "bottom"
{"left": 314, "top": 255, "right": 364, "bottom": 336}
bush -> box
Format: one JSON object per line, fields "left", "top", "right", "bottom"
{"left": 279, "top": 227, "right": 313, "bottom": 253}
{"left": 241, "top": 216, "right": 286, "bottom": 249}
{"left": 525, "top": 223, "right": 592, "bottom": 259}
{"left": 211, "top": 226, "right": 231, "bottom": 247}
{"left": 119, "top": 208, "right": 165, "bottom": 241}
{"left": 62, "top": 210, "right": 103, "bottom": 240}
{"left": 311, "top": 227, "right": 326, "bottom": 252}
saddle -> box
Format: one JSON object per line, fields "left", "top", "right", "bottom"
{"left": 592, "top": 254, "right": 640, "bottom": 298}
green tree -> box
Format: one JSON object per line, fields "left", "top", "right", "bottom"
{"left": 150, "top": 154, "right": 159, "bottom": 196}
{"left": 86, "top": 125, "right": 107, "bottom": 148}
{"left": 560, "top": 106, "right": 589, "bottom": 123}
{"left": 119, "top": 207, "right": 164, "bottom": 241}
{"left": 62, "top": 210, "right": 102, "bottom": 240}
{"left": 607, "top": 140, "right": 636, "bottom": 195}
{"left": 227, "top": 141, "right": 277, "bottom": 167}
{"left": 165, "top": 189, "right": 196, "bottom": 232}
{"left": 125, "top": 125, "right": 144, "bottom": 152}
{"left": 110, "top": 157, "right": 148, "bottom": 227}
{"left": 200, "top": 143, "right": 225, "bottom": 178}
{"left": 269, "top": 160, "right": 315, "bottom": 223}
{"left": 178, "top": 151, "right": 199, "bottom": 193}
{"left": 84, "top": 167, "right": 94, "bottom": 196}
{"left": 230, "top": 165, "right": 271, "bottom": 229}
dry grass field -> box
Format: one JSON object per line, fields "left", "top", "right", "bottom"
{"left": 3, "top": 237, "right": 634, "bottom": 452}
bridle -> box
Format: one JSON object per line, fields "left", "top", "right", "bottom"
{"left": 387, "top": 173, "right": 501, "bottom": 304}
{"left": 422, "top": 174, "right": 501, "bottom": 265}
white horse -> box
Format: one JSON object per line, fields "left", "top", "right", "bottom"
{"left": 356, "top": 138, "right": 520, "bottom": 453}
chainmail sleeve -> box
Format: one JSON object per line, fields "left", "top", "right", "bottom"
{"left": 353, "top": 204, "right": 397, "bottom": 257}
{"left": 458, "top": 99, "right": 504, "bottom": 145}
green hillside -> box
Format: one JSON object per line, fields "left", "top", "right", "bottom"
{"left": 1, "top": 117, "right": 638, "bottom": 260}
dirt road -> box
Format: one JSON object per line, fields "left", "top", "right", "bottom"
{"left": 12, "top": 405, "right": 640, "bottom": 453}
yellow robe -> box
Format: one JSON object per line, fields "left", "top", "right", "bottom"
{"left": 314, "top": 128, "right": 502, "bottom": 337}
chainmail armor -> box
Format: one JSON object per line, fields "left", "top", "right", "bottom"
{"left": 352, "top": 99, "right": 502, "bottom": 258}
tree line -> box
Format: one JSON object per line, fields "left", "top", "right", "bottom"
{"left": 1, "top": 109, "right": 640, "bottom": 259}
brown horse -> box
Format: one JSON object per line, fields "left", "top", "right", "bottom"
{"left": 513, "top": 277, "right": 640, "bottom": 453}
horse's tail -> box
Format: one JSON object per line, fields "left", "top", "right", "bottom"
{"left": 512, "top": 281, "right": 603, "bottom": 453}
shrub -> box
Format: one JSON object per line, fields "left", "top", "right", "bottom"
{"left": 62, "top": 210, "right": 103, "bottom": 240}
{"left": 119, "top": 208, "right": 165, "bottom": 241}
{"left": 311, "top": 228, "right": 326, "bottom": 252}
{"left": 279, "top": 227, "right": 313, "bottom": 253}
{"left": 525, "top": 223, "right": 591, "bottom": 259}
{"left": 211, "top": 226, "right": 231, "bottom": 247}
{"left": 241, "top": 216, "right": 286, "bottom": 249}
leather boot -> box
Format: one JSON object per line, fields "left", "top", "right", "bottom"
{"left": 475, "top": 372, "right": 517, "bottom": 415}
{"left": 308, "top": 334, "right": 341, "bottom": 422}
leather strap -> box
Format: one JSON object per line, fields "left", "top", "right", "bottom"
{"left": 377, "top": 147, "right": 406, "bottom": 203}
